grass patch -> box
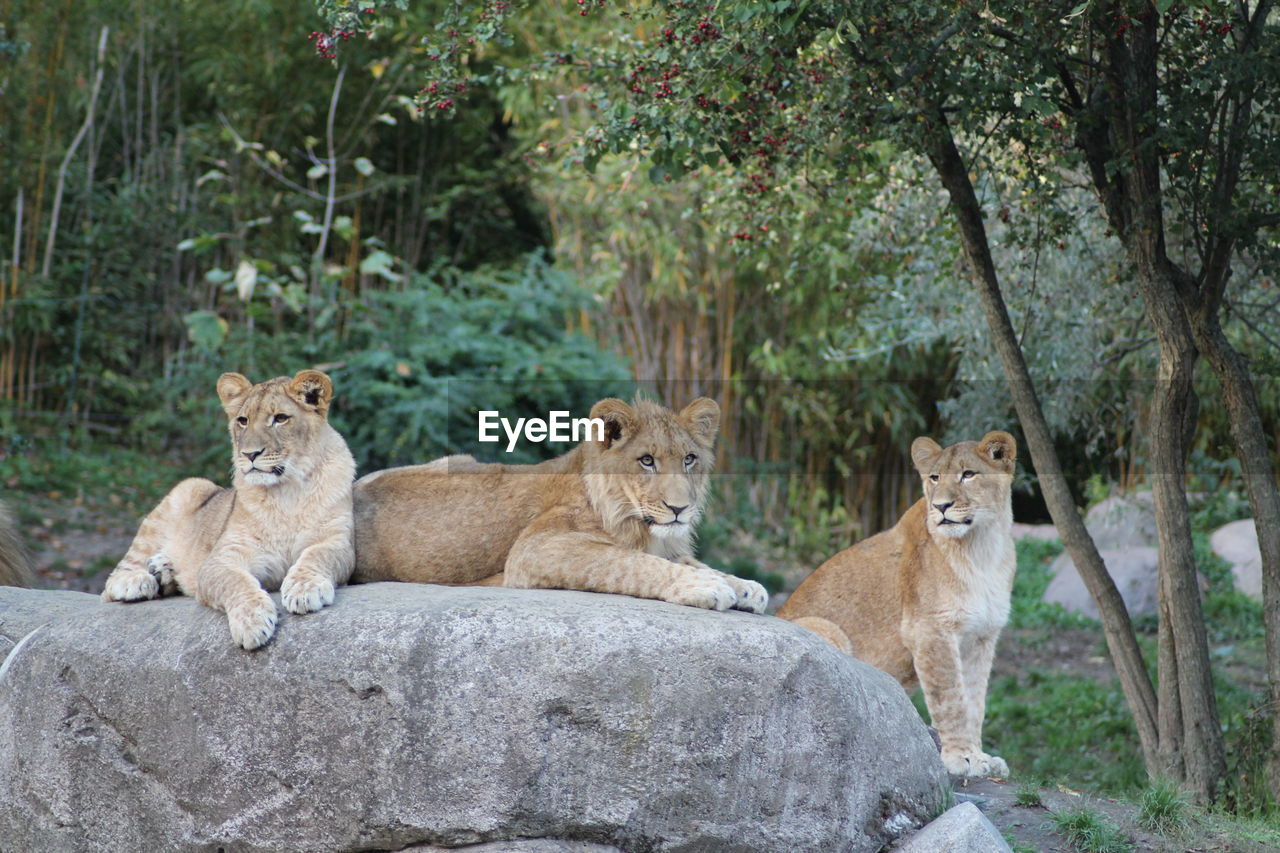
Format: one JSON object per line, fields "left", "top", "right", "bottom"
{"left": 985, "top": 669, "right": 1145, "bottom": 795}
{"left": 1136, "top": 780, "right": 1191, "bottom": 836}
{"left": 1047, "top": 806, "right": 1133, "bottom": 853}
{"left": 1, "top": 433, "right": 191, "bottom": 514}
{"left": 1014, "top": 781, "right": 1044, "bottom": 808}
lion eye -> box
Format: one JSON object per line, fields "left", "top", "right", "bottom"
{"left": 684, "top": 453, "right": 697, "bottom": 468}
{"left": 273, "top": 413, "right": 291, "bottom": 425}
{"left": 961, "top": 470, "right": 976, "bottom": 480}
{"left": 929, "top": 474, "right": 939, "bottom": 482}
{"left": 639, "top": 454, "right": 655, "bottom": 470}
{"left": 235, "top": 416, "right": 248, "bottom": 427}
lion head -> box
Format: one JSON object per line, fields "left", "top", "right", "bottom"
{"left": 910, "top": 431, "right": 1017, "bottom": 540}
{"left": 580, "top": 397, "right": 720, "bottom": 541}
{"left": 216, "top": 369, "right": 336, "bottom": 488}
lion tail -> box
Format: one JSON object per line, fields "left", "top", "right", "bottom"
{"left": 0, "top": 501, "right": 34, "bottom": 588}
{"left": 787, "top": 615, "right": 855, "bottom": 656}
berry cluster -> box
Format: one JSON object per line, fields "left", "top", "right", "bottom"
{"left": 307, "top": 28, "right": 352, "bottom": 60}
{"left": 1194, "top": 17, "right": 1234, "bottom": 35}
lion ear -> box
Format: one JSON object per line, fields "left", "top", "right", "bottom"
{"left": 978, "top": 430, "right": 1017, "bottom": 472}
{"left": 679, "top": 397, "right": 720, "bottom": 444}
{"left": 589, "top": 398, "right": 635, "bottom": 449}
{"left": 216, "top": 373, "right": 253, "bottom": 418}
{"left": 910, "top": 436, "right": 943, "bottom": 475}
{"left": 288, "top": 369, "right": 334, "bottom": 417}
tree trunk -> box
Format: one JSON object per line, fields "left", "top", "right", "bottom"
{"left": 919, "top": 109, "right": 1162, "bottom": 773}
{"left": 1191, "top": 313, "right": 1280, "bottom": 793}
{"left": 1141, "top": 297, "right": 1223, "bottom": 794}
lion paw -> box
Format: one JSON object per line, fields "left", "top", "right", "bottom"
{"left": 281, "top": 572, "right": 335, "bottom": 615}
{"left": 663, "top": 573, "right": 737, "bottom": 611}
{"left": 101, "top": 568, "right": 159, "bottom": 603}
{"left": 941, "top": 748, "right": 1009, "bottom": 778}
{"left": 145, "top": 554, "right": 178, "bottom": 594}
{"left": 727, "top": 577, "right": 768, "bottom": 614}
{"left": 226, "top": 591, "right": 278, "bottom": 651}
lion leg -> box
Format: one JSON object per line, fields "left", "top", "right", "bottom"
{"left": 102, "top": 478, "right": 219, "bottom": 603}
{"left": 506, "top": 531, "right": 738, "bottom": 611}
{"left": 195, "top": 546, "right": 278, "bottom": 651}
{"left": 787, "top": 615, "right": 855, "bottom": 656}
{"left": 960, "top": 633, "right": 1007, "bottom": 777}
{"left": 280, "top": 513, "right": 354, "bottom": 615}
{"left": 675, "top": 555, "right": 768, "bottom": 614}
{"left": 910, "top": 627, "right": 1000, "bottom": 777}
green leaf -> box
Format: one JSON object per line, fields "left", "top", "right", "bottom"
{"left": 359, "top": 249, "right": 401, "bottom": 281}
{"left": 354, "top": 156, "right": 375, "bottom": 176}
{"left": 307, "top": 163, "right": 329, "bottom": 180}
{"left": 183, "top": 310, "right": 228, "bottom": 351}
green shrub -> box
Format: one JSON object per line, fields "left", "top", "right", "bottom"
{"left": 1137, "top": 779, "right": 1191, "bottom": 836}
{"left": 1047, "top": 806, "right": 1133, "bottom": 853}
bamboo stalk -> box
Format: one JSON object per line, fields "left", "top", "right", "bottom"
{"left": 42, "top": 26, "right": 109, "bottom": 280}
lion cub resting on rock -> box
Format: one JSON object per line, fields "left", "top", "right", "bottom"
{"left": 102, "top": 370, "right": 356, "bottom": 650}
{"left": 778, "top": 431, "right": 1017, "bottom": 778}
{"left": 353, "top": 397, "right": 767, "bottom": 614}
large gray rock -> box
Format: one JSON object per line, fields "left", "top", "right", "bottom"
{"left": 891, "top": 802, "right": 1011, "bottom": 852}
{"left": 1210, "top": 518, "right": 1263, "bottom": 600}
{"left": 0, "top": 583, "right": 947, "bottom": 852}
{"left": 1044, "top": 547, "right": 1160, "bottom": 619}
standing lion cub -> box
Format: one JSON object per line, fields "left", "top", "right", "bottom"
{"left": 352, "top": 396, "right": 768, "bottom": 614}
{"left": 778, "top": 431, "right": 1017, "bottom": 778}
{"left": 102, "top": 370, "right": 356, "bottom": 650}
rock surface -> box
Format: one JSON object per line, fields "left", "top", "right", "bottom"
{"left": 0, "top": 583, "right": 947, "bottom": 852}
{"left": 1044, "top": 547, "right": 1161, "bottom": 619}
{"left": 1210, "top": 518, "right": 1262, "bottom": 600}
{"left": 1082, "top": 493, "right": 1157, "bottom": 550}
{"left": 891, "top": 801, "right": 1012, "bottom": 853}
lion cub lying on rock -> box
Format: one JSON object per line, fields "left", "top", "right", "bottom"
{"left": 102, "top": 370, "right": 356, "bottom": 650}
{"left": 353, "top": 397, "right": 767, "bottom": 614}
{"left": 779, "top": 431, "right": 1017, "bottom": 778}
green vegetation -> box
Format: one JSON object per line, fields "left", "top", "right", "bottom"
{"left": 1137, "top": 780, "right": 1191, "bottom": 837}
{"left": 1014, "top": 781, "right": 1044, "bottom": 809}
{"left": 1047, "top": 806, "right": 1134, "bottom": 853}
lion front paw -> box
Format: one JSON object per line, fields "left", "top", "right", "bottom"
{"left": 145, "top": 553, "right": 179, "bottom": 594}
{"left": 726, "top": 576, "right": 768, "bottom": 614}
{"left": 101, "top": 568, "right": 159, "bottom": 603}
{"left": 281, "top": 571, "right": 336, "bottom": 615}
{"left": 941, "top": 748, "right": 1009, "bottom": 778}
{"left": 226, "top": 591, "right": 278, "bottom": 651}
{"left": 662, "top": 573, "right": 737, "bottom": 611}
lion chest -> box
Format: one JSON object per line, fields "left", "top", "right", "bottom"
{"left": 230, "top": 489, "right": 343, "bottom": 586}
{"left": 925, "top": 531, "right": 1015, "bottom": 639}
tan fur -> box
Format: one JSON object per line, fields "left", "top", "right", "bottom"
{"left": 0, "top": 501, "right": 33, "bottom": 588}
{"left": 353, "top": 397, "right": 768, "bottom": 614}
{"left": 778, "top": 431, "right": 1018, "bottom": 778}
{"left": 101, "top": 370, "right": 356, "bottom": 650}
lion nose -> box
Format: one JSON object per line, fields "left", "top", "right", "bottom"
{"left": 933, "top": 499, "right": 953, "bottom": 514}
{"left": 666, "top": 503, "right": 689, "bottom": 520}
{"left": 243, "top": 449, "right": 263, "bottom": 462}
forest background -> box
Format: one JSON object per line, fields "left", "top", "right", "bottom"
{"left": 3, "top": 0, "right": 1280, "bottom": 841}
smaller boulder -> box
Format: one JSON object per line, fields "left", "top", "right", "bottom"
{"left": 891, "top": 802, "right": 1012, "bottom": 853}
{"left": 1044, "top": 547, "right": 1160, "bottom": 619}
{"left": 1210, "top": 519, "right": 1262, "bottom": 600}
